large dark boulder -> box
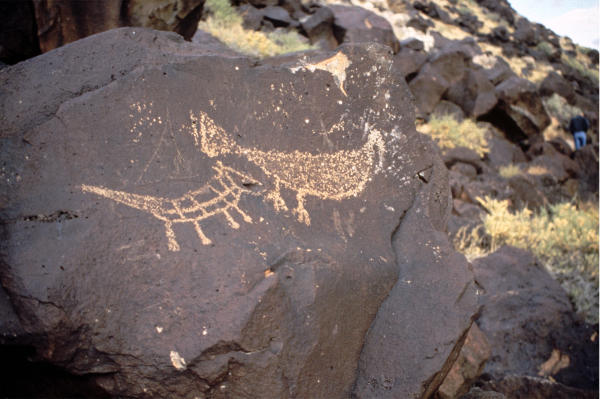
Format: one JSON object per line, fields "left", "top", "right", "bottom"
{"left": 484, "top": 76, "right": 551, "bottom": 140}
{"left": 32, "top": 0, "right": 205, "bottom": 53}
{"left": 472, "top": 246, "right": 599, "bottom": 395}
{"left": 354, "top": 137, "right": 478, "bottom": 398}
{"left": 0, "top": 28, "right": 477, "bottom": 398}
{"left": 394, "top": 46, "right": 428, "bottom": 79}
{"left": 446, "top": 68, "right": 498, "bottom": 118}
{"left": 474, "top": 0, "right": 515, "bottom": 25}
{"left": 330, "top": 5, "right": 400, "bottom": 53}
{"left": 539, "top": 72, "right": 576, "bottom": 104}
{"left": 513, "top": 18, "right": 539, "bottom": 46}
{"left": 409, "top": 44, "right": 471, "bottom": 116}
{"left": 409, "top": 63, "right": 452, "bottom": 116}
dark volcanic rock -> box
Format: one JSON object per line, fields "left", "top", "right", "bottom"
{"left": 446, "top": 68, "right": 498, "bottom": 118}
{"left": 0, "top": 28, "right": 477, "bottom": 398}
{"left": 330, "top": 5, "right": 400, "bottom": 53}
{"left": 490, "top": 76, "right": 551, "bottom": 138}
{"left": 477, "top": 375, "right": 599, "bottom": 399}
{"left": 472, "top": 247, "right": 599, "bottom": 394}
{"left": 0, "top": 0, "right": 41, "bottom": 64}
{"left": 300, "top": 5, "right": 337, "bottom": 48}
{"left": 483, "top": 124, "right": 527, "bottom": 169}
{"left": 394, "top": 47, "right": 428, "bottom": 79}
{"left": 32, "top": 0, "right": 205, "bottom": 53}
{"left": 481, "top": 56, "right": 514, "bottom": 86}
{"left": 490, "top": 26, "right": 509, "bottom": 43}
{"left": 539, "top": 71, "right": 576, "bottom": 104}
{"left": 437, "top": 323, "right": 491, "bottom": 399}
{"left": 513, "top": 17, "right": 539, "bottom": 46}
{"left": 409, "top": 63, "right": 451, "bottom": 116}
{"left": 353, "top": 137, "right": 478, "bottom": 398}
{"left": 474, "top": 0, "right": 515, "bottom": 25}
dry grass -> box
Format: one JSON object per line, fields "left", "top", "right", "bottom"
{"left": 477, "top": 42, "right": 554, "bottom": 83}
{"left": 456, "top": 196, "right": 599, "bottom": 323}
{"left": 561, "top": 52, "right": 599, "bottom": 84}
{"left": 526, "top": 165, "right": 552, "bottom": 176}
{"left": 498, "top": 163, "right": 522, "bottom": 178}
{"left": 199, "top": 0, "right": 314, "bottom": 58}
{"left": 418, "top": 115, "right": 490, "bottom": 157}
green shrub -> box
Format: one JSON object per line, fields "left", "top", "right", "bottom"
{"left": 561, "top": 53, "right": 599, "bottom": 84}
{"left": 420, "top": 115, "right": 489, "bottom": 157}
{"left": 542, "top": 93, "right": 583, "bottom": 126}
{"left": 200, "top": 0, "right": 314, "bottom": 58}
{"left": 535, "top": 41, "right": 555, "bottom": 57}
{"left": 458, "top": 196, "right": 599, "bottom": 323}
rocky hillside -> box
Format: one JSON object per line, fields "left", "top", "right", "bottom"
{"left": 0, "top": 1, "right": 598, "bottom": 399}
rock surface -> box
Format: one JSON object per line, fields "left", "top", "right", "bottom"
{"left": 471, "top": 246, "right": 599, "bottom": 396}
{"left": 0, "top": 28, "right": 477, "bottom": 398}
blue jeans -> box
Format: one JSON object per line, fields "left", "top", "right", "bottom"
{"left": 574, "top": 131, "right": 586, "bottom": 150}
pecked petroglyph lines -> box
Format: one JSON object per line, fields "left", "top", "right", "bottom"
{"left": 81, "top": 161, "right": 259, "bottom": 251}
{"left": 189, "top": 111, "right": 385, "bottom": 225}
{"left": 82, "top": 96, "right": 386, "bottom": 250}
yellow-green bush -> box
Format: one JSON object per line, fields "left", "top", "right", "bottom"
{"left": 543, "top": 93, "right": 583, "bottom": 125}
{"left": 498, "top": 163, "right": 522, "bottom": 179}
{"left": 459, "top": 196, "right": 599, "bottom": 323}
{"left": 561, "top": 53, "right": 599, "bottom": 84}
{"left": 200, "top": 0, "right": 314, "bottom": 58}
{"left": 420, "top": 115, "right": 490, "bottom": 157}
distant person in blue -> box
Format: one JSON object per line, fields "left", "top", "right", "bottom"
{"left": 569, "top": 114, "right": 590, "bottom": 150}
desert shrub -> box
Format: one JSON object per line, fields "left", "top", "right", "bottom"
{"left": 535, "top": 41, "right": 555, "bottom": 57}
{"left": 561, "top": 53, "right": 599, "bottom": 84}
{"left": 200, "top": 0, "right": 314, "bottom": 58}
{"left": 498, "top": 163, "right": 522, "bottom": 178}
{"left": 420, "top": 115, "right": 489, "bottom": 157}
{"left": 543, "top": 93, "right": 583, "bottom": 125}
{"left": 466, "top": 196, "right": 599, "bottom": 323}
{"left": 526, "top": 165, "right": 551, "bottom": 176}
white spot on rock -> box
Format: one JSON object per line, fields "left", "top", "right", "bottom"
{"left": 156, "top": 326, "right": 163, "bottom": 334}
{"left": 170, "top": 350, "right": 186, "bottom": 370}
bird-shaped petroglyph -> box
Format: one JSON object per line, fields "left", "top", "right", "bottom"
{"left": 81, "top": 161, "right": 260, "bottom": 251}
{"left": 188, "top": 111, "right": 386, "bottom": 225}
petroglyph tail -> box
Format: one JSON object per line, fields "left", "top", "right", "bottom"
{"left": 188, "top": 111, "right": 385, "bottom": 225}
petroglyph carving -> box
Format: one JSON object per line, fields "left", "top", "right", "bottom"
{"left": 81, "top": 161, "right": 259, "bottom": 251}
{"left": 189, "top": 111, "right": 385, "bottom": 225}
{"left": 289, "top": 52, "right": 351, "bottom": 96}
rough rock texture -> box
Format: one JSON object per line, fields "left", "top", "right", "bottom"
{"left": 476, "top": 375, "right": 599, "bottom": 399}
{"left": 445, "top": 69, "right": 497, "bottom": 118}
{"left": 409, "top": 63, "right": 452, "bottom": 116}
{"left": 436, "top": 323, "right": 491, "bottom": 399}
{"left": 539, "top": 72, "right": 576, "bottom": 104}
{"left": 0, "top": 28, "right": 477, "bottom": 398}
{"left": 353, "top": 137, "right": 478, "bottom": 398}
{"left": 330, "top": 5, "right": 400, "bottom": 53}
{"left": 491, "top": 76, "right": 551, "bottom": 138}
{"left": 32, "top": 0, "right": 205, "bottom": 53}
{"left": 472, "top": 246, "right": 599, "bottom": 396}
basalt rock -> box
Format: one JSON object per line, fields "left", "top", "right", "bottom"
{"left": 32, "top": 0, "right": 205, "bottom": 52}
{"left": 330, "top": 5, "right": 400, "bottom": 53}
{"left": 0, "top": 0, "right": 41, "bottom": 64}
{"left": 482, "top": 76, "right": 551, "bottom": 140}
{"left": 0, "top": 28, "right": 477, "bottom": 398}
{"left": 472, "top": 246, "right": 599, "bottom": 395}
{"left": 445, "top": 68, "right": 498, "bottom": 118}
